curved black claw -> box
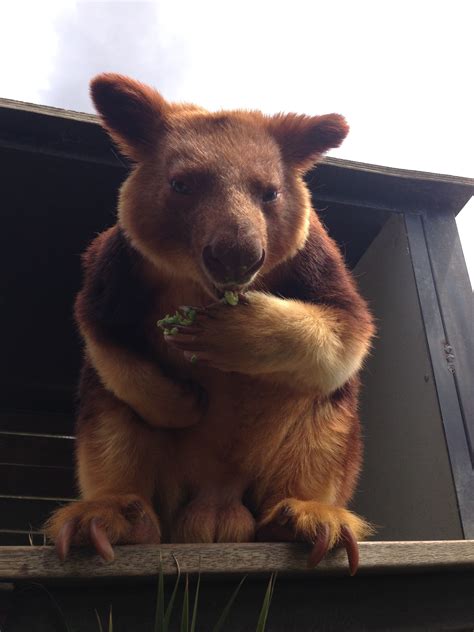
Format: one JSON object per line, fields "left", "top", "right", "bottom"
{"left": 308, "top": 524, "right": 331, "bottom": 568}
{"left": 339, "top": 524, "right": 359, "bottom": 576}
{"left": 56, "top": 519, "right": 77, "bottom": 562}
{"left": 90, "top": 518, "right": 115, "bottom": 562}
{"left": 55, "top": 518, "right": 115, "bottom": 562}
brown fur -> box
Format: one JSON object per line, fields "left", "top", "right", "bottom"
{"left": 45, "top": 74, "right": 375, "bottom": 552}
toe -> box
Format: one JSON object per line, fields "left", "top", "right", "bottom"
{"left": 130, "top": 512, "right": 160, "bottom": 544}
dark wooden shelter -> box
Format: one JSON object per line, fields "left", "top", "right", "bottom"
{"left": 0, "top": 98, "right": 473, "bottom": 630}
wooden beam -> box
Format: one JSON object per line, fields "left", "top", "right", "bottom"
{"left": 1, "top": 97, "right": 473, "bottom": 215}
{"left": 0, "top": 97, "right": 97, "bottom": 124}
{"left": 0, "top": 97, "right": 472, "bottom": 188}
{"left": 0, "top": 541, "right": 473, "bottom": 582}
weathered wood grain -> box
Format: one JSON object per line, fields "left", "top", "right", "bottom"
{"left": 0, "top": 97, "right": 98, "bottom": 124}
{"left": 0, "top": 541, "right": 473, "bottom": 582}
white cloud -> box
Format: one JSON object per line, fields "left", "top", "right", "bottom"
{"left": 0, "top": 1, "right": 74, "bottom": 104}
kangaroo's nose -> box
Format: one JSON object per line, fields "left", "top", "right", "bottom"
{"left": 202, "top": 239, "right": 265, "bottom": 285}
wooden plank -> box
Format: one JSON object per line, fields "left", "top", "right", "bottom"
{"left": 323, "top": 155, "right": 474, "bottom": 187}
{"left": 406, "top": 213, "right": 474, "bottom": 538}
{"left": 422, "top": 208, "right": 474, "bottom": 462}
{"left": 0, "top": 541, "right": 472, "bottom": 582}
{"left": 0, "top": 97, "right": 97, "bottom": 124}
{"left": 1, "top": 97, "right": 472, "bottom": 216}
{"left": 1, "top": 96, "right": 473, "bottom": 188}
{"left": 353, "top": 215, "right": 463, "bottom": 540}
{"left": 309, "top": 164, "right": 473, "bottom": 215}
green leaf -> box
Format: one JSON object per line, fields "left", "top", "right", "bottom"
{"left": 94, "top": 609, "right": 104, "bottom": 632}
{"left": 224, "top": 291, "right": 239, "bottom": 306}
{"left": 255, "top": 574, "right": 276, "bottom": 632}
{"left": 157, "top": 307, "right": 197, "bottom": 331}
{"left": 180, "top": 574, "right": 190, "bottom": 632}
{"left": 164, "top": 555, "right": 182, "bottom": 629}
{"left": 154, "top": 554, "right": 165, "bottom": 632}
{"left": 190, "top": 571, "right": 201, "bottom": 632}
{"left": 15, "top": 583, "right": 71, "bottom": 632}
{"left": 270, "top": 571, "right": 277, "bottom": 602}
{"left": 108, "top": 605, "right": 113, "bottom": 632}
{"left": 211, "top": 576, "right": 246, "bottom": 632}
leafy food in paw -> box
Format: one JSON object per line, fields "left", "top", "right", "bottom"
{"left": 223, "top": 291, "right": 239, "bottom": 306}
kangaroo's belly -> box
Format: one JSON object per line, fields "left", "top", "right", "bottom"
{"left": 153, "top": 372, "right": 314, "bottom": 515}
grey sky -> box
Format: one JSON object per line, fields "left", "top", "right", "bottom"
{"left": 42, "top": 2, "right": 182, "bottom": 112}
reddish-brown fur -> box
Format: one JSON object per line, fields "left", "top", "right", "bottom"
{"left": 45, "top": 74, "right": 375, "bottom": 564}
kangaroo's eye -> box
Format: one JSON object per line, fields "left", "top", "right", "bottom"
{"left": 262, "top": 188, "right": 279, "bottom": 203}
{"left": 170, "top": 179, "right": 192, "bottom": 195}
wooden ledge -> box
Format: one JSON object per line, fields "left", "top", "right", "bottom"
{"left": 0, "top": 541, "right": 473, "bottom": 582}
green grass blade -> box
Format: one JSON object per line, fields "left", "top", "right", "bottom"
{"left": 269, "top": 571, "right": 277, "bottom": 605}
{"left": 255, "top": 574, "right": 276, "bottom": 632}
{"left": 190, "top": 572, "right": 201, "bottom": 632}
{"left": 94, "top": 609, "right": 104, "bottom": 632}
{"left": 180, "top": 575, "right": 190, "bottom": 632}
{"left": 211, "top": 576, "right": 246, "bottom": 632}
{"left": 154, "top": 554, "right": 165, "bottom": 632}
{"left": 108, "top": 605, "right": 113, "bottom": 632}
{"left": 16, "top": 582, "right": 71, "bottom": 632}
{"left": 164, "top": 554, "right": 182, "bottom": 629}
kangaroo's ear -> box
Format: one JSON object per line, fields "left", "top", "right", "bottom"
{"left": 268, "top": 112, "right": 349, "bottom": 171}
{"left": 90, "top": 73, "right": 168, "bottom": 161}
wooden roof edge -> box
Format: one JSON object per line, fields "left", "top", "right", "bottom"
{"left": 0, "top": 96, "right": 98, "bottom": 125}
{"left": 0, "top": 540, "right": 473, "bottom": 582}
{"left": 1, "top": 97, "right": 473, "bottom": 192}
{"left": 322, "top": 156, "right": 474, "bottom": 190}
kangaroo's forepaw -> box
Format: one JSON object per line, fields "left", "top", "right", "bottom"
{"left": 45, "top": 494, "right": 161, "bottom": 562}
{"left": 257, "top": 499, "right": 373, "bottom": 575}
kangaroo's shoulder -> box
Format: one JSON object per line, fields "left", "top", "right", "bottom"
{"left": 75, "top": 225, "right": 154, "bottom": 352}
